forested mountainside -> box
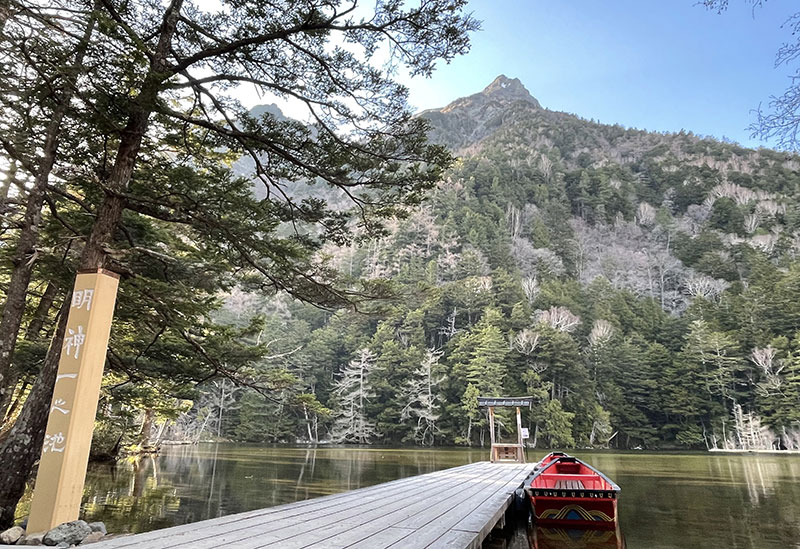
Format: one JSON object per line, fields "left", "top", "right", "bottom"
{"left": 151, "top": 75, "right": 800, "bottom": 451}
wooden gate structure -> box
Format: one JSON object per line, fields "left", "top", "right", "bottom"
{"left": 478, "top": 396, "right": 533, "bottom": 463}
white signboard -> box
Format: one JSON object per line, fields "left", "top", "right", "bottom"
{"left": 521, "top": 427, "right": 530, "bottom": 439}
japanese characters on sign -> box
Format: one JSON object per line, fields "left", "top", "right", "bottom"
{"left": 71, "top": 289, "right": 94, "bottom": 311}
{"left": 41, "top": 288, "right": 91, "bottom": 443}
{"left": 477, "top": 396, "right": 534, "bottom": 408}
{"left": 50, "top": 398, "right": 70, "bottom": 415}
{"left": 28, "top": 270, "right": 120, "bottom": 535}
{"left": 63, "top": 325, "right": 85, "bottom": 359}
{"left": 42, "top": 432, "right": 66, "bottom": 453}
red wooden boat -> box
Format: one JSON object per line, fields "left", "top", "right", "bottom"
{"left": 525, "top": 452, "right": 620, "bottom": 529}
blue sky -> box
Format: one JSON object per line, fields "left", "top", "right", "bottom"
{"left": 403, "top": 0, "right": 796, "bottom": 149}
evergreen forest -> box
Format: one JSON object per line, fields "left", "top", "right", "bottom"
{"left": 163, "top": 76, "right": 800, "bottom": 452}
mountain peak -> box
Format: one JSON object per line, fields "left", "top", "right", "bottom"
{"left": 419, "top": 75, "right": 543, "bottom": 150}
{"left": 481, "top": 75, "right": 541, "bottom": 107}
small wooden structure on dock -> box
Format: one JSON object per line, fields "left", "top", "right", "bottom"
{"left": 90, "top": 461, "right": 533, "bottom": 549}
{"left": 478, "top": 396, "right": 532, "bottom": 464}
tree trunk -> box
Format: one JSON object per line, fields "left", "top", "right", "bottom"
{"left": 26, "top": 282, "right": 59, "bottom": 341}
{"left": 304, "top": 405, "right": 313, "bottom": 442}
{"left": 194, "top": 411, "right": 211, "bottom": 444}
{"left": 0, "top": 371, "right": 19, "bottom": 427}
{"left": 0, "top": 0, "right": 10, "bottom": 30}
{"left": 0, "top": 13, "right": 96, "bottom": 411}
{"left": 0, "top": 283, "right": 61, "bottom": 421}
{"left": 153, "top": 419, "right": 168, "bottom": 446}
{"left": 216, "top": 384, "right": 225, "bottom": 439}
{"left": 0, "top": 297, "right": 69, "bottom": 528}
{"left": 0, "top": 159, "right": 17, "bottom": 201}
{"left": 138, "top": 409, "right": 155, "bottom": 448}
{"left": 0, "top": 0, "right": 184, "bottom": 526}
{"left": 2, "top": 378, "right": 29, "bottom": 425}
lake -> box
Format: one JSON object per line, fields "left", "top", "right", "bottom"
{"left": 22, "top": 444, "right": 800, "bottom": 548}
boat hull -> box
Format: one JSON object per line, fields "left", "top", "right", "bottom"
{"left": 530, "top": 491, "right": 618, "bottom": 528}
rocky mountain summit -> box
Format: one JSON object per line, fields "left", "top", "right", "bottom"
{"left": 447, "top": 74, "right": 541, "bottom": 110}
{"left": 421, "top": 75, "right": 542, "bottom": 150}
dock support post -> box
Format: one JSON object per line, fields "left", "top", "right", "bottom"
{"left": 515, "top": 406, "right": 525, "bottom": 463}
{"left": 488, "top": 406, "right": 496, "bottom": 462}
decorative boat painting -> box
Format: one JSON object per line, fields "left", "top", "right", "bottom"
{"left": 524, "top": 452, "right": 621, "bottom": 529}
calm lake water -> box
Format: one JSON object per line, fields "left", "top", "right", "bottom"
{"left": 21, "top": 444, "right": 800, "bottom": 548}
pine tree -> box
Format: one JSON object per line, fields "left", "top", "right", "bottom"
{"left": 539, "top": 399, "right": 575, "bottom": 448}
{"left": 460, "top": 383, "right": 481, "bottom": 445}
{"left": 465, "top": 308, "right": 508, "bottom": 395}
{"left": 0, "top": 0, "right": 477, "bottom": 524}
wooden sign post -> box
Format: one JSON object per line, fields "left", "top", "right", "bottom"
{"left": 26, "top": 270, "right": 120, "bottom": 534}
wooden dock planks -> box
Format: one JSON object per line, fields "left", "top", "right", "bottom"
{"left": 90, "top": 461, "right": 533, "bottom": 549}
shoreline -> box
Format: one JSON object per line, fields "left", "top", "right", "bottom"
{"left": 708, "top": 448, "right": 800, "bottom": 455}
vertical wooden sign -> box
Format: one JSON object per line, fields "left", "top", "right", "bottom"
{"left": 26, "top": 269, "right": 119, "bottom": 534}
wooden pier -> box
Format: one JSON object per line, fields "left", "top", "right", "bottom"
{"left": 91, "top": 461, "right": 533, "bottom": 549}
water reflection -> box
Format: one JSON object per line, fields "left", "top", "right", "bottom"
{"left": 17, "top": 445, "right": 797, "bottom": 548}
{"left": 78, "top": 444, "right": 486, "bottom": 534}
{"left": 530, "top": 526, "right": 624, "bottom": 549}
{"left": 581, "top": 452, "right": 800, "bottom": 548}
{"left": 719, "top": 454, "right": 784, "bottom": 505}
{"left": 81, "top": 454, "right": 180, "bottom": 533}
